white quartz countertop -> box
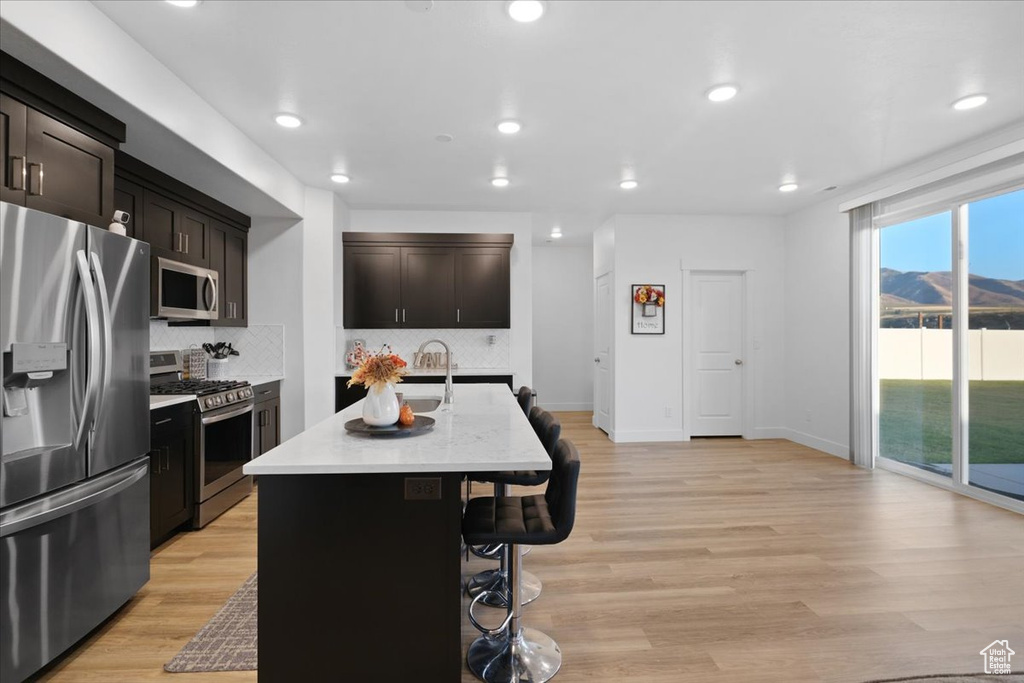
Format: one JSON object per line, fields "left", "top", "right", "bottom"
{"left": 336, "top": 368, "right": 512, "bottom": 377}
{"left": 149, "top": 394, "right": 195, "bottom": 410}
{"left": 244, "top": 383, "right": 549, "bottom": 475}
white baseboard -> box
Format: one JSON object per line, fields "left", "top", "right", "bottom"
{"left": 782, "top": 429, "right": 850, "bottom": 460}
{"left": 749, "top": 427, "right": 789, "bottom": 440}
{"left": 611, "top": 430, "right": 688, "bottom": 443}
{"left": 540, "top": 402, "right": 594, "bottom": 412}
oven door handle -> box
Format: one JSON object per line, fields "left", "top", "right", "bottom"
{"left": 201, "top": 403, "right": 254, "bottom": 426}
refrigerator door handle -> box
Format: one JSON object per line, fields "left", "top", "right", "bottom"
{"left": 74, "top": 250, "right": 102, "bottom": 451}
{"left": 0, "top": 459, "right": 148, "bottom": 537}
{"left": 89, "top": 252, "right": 114, "bottom": 422}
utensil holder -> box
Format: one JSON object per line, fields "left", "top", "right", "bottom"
{"left": 207, "top": 358, "right": 229, "bottom": 380}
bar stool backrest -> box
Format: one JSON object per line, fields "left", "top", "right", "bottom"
{"left": 528, "top": 406, "right": 561, "bottom": 458}
{"left": 516, "top": 386, "right": 534, "bottom": 415}
{"left": 544, "top": 439, "right": 581, "bottom": 544}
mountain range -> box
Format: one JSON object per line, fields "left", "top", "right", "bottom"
{"left": 880, "top": 269, "right": 1024, "bottom": 308}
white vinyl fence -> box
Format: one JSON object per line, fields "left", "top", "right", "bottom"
{"left": 879, "top": 329, "right": 1024, "bottom": 380}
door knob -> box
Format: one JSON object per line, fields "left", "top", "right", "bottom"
{"left": 594, "top": 357, "right": 600, "bottom": 363}
{"left": 734, "top": 359, "right": 743, "bottom": 365}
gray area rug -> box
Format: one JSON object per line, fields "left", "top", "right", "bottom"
{"left": 164, "top": 572, "right": 257, "bottom": 672}
{"left": 865, "top": 676, "right": 1024, "bottom": 682}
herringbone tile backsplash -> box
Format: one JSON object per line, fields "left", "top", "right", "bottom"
{"left": 338, "top": 328, "right": 510, "bottom": 371}
{"left": 150, "top": 321, "right": 284, "bottom": 376}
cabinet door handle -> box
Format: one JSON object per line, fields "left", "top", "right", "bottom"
{"left": 457, "top": 308, "right": 460, "bottom": 323}
{"left": 176, "top": 233, "right": 182, "bottom": 253}
{"left": 154, "top": 417, "right": 173, "bottom": 426}
{"left": 10, "top": 156, "right": 26, "bottom": 191}
{"left": 258, "top": 389, "right": 272, "bottom": 396}
{"left": 395, "top": 309, "right": 398, "bottom": 323}
{"left": 162, "top": 447, "right": 170, "bottom": 473}
{"left": 402, "top": 309, "right": 406, "bottom": 323}
{"left": 28, "top": 162, "right": 43, "bottom": 196}
{"left": 184, "top": 233, "right": 189, "bottom": 254}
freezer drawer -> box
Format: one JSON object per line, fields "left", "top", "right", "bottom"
{"left": 0, "top": 457, "right": 150, "bottom": 682}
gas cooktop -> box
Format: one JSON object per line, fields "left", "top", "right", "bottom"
{"left": 150, "top": 379, "right": 248, "bottom": 397}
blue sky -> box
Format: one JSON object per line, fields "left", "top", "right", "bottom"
{"left": 880, "top": 188, "right": 1024, "bottom": 281}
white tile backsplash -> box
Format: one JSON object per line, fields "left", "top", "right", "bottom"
{"left": 338, "top": 328, "right": 510, "bottom": 372}
{"left": 150, "top": 321, "right": 284, "bottom": 377}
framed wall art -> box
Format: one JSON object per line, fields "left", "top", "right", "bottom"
{"left": 631, "top": 284, "right": 665, "bottom": 335}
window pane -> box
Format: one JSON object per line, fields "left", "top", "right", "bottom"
{"left": 966, "top": 189, "right": 1024, "bottom": 502}
{"left": 878, "top": 212, "right": 953, "bottom": 475}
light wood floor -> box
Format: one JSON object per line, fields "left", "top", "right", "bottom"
{"left": 38, "top": 412, "right": 1024, "bottom": 682}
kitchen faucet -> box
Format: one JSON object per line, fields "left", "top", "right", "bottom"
{"left": 416, "top": 339, "right": 454, "bottom": 404}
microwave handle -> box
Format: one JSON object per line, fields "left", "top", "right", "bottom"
{"left": 204, "top": 273, "right": 217, "bottom": 312}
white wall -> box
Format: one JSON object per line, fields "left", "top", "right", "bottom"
{"left": 532, "top": 246, "right": 594, "bottom": 411}
{"left": 781, "top": 200, "right": 851, "bottom": 458}
{"left": 301, "top": 189, "right": 348, "bottom": 429}
{"left": 0, "top": 0, "right": 304, "bottom": 219}
{"left": 346, "top": 210, "right": 534, "bottom": 387}
{"left": 248, "top": 218, "right": 306, "bottom": 440}
{"left": 606, "top": 215, "right": 786, "bottom": 442}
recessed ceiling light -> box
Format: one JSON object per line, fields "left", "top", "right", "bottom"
{"left": 274, "top": 113, "right": 303, "bottom": 128}
{"left": 779, "top": 183, "right": 799, "bottom": 193}
{"left": 492, "top": 177, "right": 510, "bottom": 188}
{"left": 549, "top": 231, "right": 563, "bottom": 239}
{"left": 330, "top": 174, "right": 350, "bottom": 184}
{"left": 497, "top": 120, "right": 522, "bottom": 135}
{"left": 952, "top": 94, "right": 988, "bottom": 111}
{"left": 706, "top": 84, "right": 739, "bottom": 102}
{"left": 166, "top": 0, "right": 200, "bottom": 6}
{"left": 620, "top": 180, "right": 638, "bottom": 190}
{"left": 507, "top": 0, "right": 545, "bottom": 22}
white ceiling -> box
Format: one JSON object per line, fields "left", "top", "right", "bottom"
{"left": 92, "top": 0, "right": 1023, "bottom": 242}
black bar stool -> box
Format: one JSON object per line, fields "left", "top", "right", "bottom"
{"left": 470, "top": 386, "right": 536, "bottom": 561}
{"left": 467, "top": 407, "right": 560, "bottom": 607}
{"left": 463, "top": 438, "right": 581, "bottom": 683}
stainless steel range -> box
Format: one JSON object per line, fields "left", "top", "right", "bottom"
{"left": 150, "top": 351, "right": 254, "bottom": 528}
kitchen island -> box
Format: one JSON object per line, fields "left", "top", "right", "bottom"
{"left": 244, "top": 383, "right": 550, "bottom": 682}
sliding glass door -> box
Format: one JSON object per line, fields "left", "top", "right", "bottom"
{"left": 965, "top": 190, "right": 1024, "bottom": 502}
{"left": 878, "top": 212, "right": 953, "bottom": 477}
{"left": 876, "top": 188, "right": 1023, "bottom": 506}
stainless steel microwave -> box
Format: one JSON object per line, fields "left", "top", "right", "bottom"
{"left": 152, "top": 257, "right": 219, "bottom": 320}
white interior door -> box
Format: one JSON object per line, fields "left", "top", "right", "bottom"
{"left": 594, "top": 273, "right": 612, "bottom": 433}
{"left": 692, "top": 272, "right": 744, "bottom": 436}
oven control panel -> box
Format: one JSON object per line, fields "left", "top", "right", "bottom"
{"left": 202, "top": 386, "right": 254, "bottom": 411}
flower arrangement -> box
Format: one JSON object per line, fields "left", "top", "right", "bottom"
{"left": 346, "top": 347, "right": 409, "bottom": 389}
{"left": 634, "top": 285, "right": 665, "bottom": 307}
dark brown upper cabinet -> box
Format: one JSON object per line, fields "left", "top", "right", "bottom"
{"left": 402, "top": 247, "right": 456, "bottom": 327}
{"left": 2, "top": 54, "right": 125, "bottom": 228}
{"left": 0, "top": 94, "right": 28, "bottom": 206}
{"left": 343, "top": 246, "right": 402, "bottom": 329}
{"left": 342, "top": 233, "right": 512, "bottom": 329}
{"left": 114, "top": 152, "right": 251, "bottom": 327}
{"left": 210, "top": 219, "right": 247, "bottom": 326}
{"left": 0, "top": 93, "right": 116, "bottom": 228}
{"left": 455, "top": 247, "right": 510, "bottom": 328}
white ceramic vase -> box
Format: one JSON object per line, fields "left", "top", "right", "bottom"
{"left": 363, "top": 382, "right": 400, "bottom": 426}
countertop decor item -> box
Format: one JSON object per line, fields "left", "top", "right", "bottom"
{"left": 632, "top": 284, "right": 666, "bottom": 335}
{"left": 344, "top": 415, "right": 436, "bottom": 437}
{"left": 345, "top": 340, "right": 370, "bottom": 368}
{"left": 346, "top": 347, "right": 409, "bottom": 426}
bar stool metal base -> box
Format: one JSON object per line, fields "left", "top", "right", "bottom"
{"left": 472, "top": 544, "right": 532, "bottom": 560}
{"left": 466, "top": 568, "right": 542, "bottom": 606}
{"left": 467, "top": 627, "right": 562, "bottom": 683}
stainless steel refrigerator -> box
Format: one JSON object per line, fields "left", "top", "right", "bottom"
{"left": 0, "top": 202, "right": 150, "bottom": 682}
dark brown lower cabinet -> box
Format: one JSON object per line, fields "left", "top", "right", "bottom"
{"left": 335, "top": 375, "right": 514, "bottom": 411}
{"left": 149, "top": 403, "right": 195, "bottom": 549}
{"left": 253, "top": 382, "right": 281, "bottom": 456}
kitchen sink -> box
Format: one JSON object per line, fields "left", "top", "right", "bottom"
{"left": 404, "top": 397, "right": 443, "bottom": 413}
